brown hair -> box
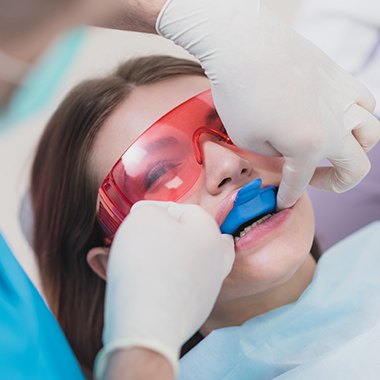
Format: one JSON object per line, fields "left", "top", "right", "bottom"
{"left": 30, "top": 55, "right": 205, "bottom": 378}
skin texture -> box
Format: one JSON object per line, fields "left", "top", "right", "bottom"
{"left": 88, "top": 75, "right": 317, "bottom": 335}
{"left": 95, "top": 0, "right": 167, "bottom": 33}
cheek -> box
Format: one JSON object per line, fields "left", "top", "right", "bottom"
{"left": 219, "top": 194, "right": 315, "bottom": 300}
{"left": 177, "top": 171, "right": 214, "bottom": 208}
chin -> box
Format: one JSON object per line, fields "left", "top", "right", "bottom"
{"left": 220, "top": 194, "right": 315, "bottom": 300}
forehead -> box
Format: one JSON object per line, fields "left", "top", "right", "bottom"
{"left": 90, "top": 75, "right": 210, "bottom": 185}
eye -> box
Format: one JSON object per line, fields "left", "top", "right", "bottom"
{"left": 144, "top": 161, "right": 181, "bottom": 191}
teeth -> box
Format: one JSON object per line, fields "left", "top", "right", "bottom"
{"left": 233, "top": 213, "right": 273, "bottom": 243}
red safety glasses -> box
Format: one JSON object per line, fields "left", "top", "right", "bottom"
{"left": 97, "top": 89, "right": 233, "bottom": 243}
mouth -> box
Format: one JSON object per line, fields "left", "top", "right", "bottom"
{"left": 219, "top": 178, "right": 278, "bottom": 243}
{"left": 232, "top": 211, "right": 275, "bottom": 242}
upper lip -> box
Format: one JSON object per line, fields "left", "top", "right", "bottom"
{"left": 215, "top": 189, "right": 240, "bottom": 227}
{"left": 215, "top": 180, "right": 277, "bottom": 228}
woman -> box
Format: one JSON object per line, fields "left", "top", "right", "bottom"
{"left": 31, "top": 55, "right": 320, "bottom": 378}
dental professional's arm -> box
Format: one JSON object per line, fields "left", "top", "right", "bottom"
{"left": 95, "top": 201, "right": 234, "bottom": 380}
{"left": 103, "top": 348, "right": 174, "bottom": 380}
{"left": 94, "top": 0, "right": 166, "bottom": 33}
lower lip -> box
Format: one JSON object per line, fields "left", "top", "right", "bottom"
{"left": 234, "top": 207, "right": 292, "bottom": 252}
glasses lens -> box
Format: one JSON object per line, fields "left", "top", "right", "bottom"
{"left": 98, "top": 90, "right": 221, "bottom": 240}
{"left": 113, "top": 124, "right": 201, "bottom": 204}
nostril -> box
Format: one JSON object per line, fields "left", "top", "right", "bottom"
{"left": 218, "top": 178, "right": 231, "bottom": 188}
{"left": 241, "top": 168, "right": 248, "bottom": 175}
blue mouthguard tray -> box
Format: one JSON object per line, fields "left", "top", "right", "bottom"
{"left": 220, "top": 178, "right": 277, "bottom": 234}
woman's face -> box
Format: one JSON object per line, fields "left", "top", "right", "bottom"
{"left": 90, "top": 75, "right": 315, "bottom": 303}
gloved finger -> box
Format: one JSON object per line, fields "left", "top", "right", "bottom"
{"left": 352, "top": 80, "right": 376, "bottom": 113}
{"left": 158, "top": 201, "right": 196, "bottom": 222}
{"left": 310, "top": 136, "right": 371, "bottom": 192}
{"left": 131, "top": 200, "right": 185, "bottom": 218}
{"left": 227, "top": 131, "right": 282, "bottom": 157}
{"left": 221, "top": 233, "right": 234, "bottom": 244}
{"left": 170, "top": 203, "right": 220, "bottom": 228}
{"left": 221, "top": 234, "right": 235, "bottom": 276}
{"left": 129, "top": 200, "right": 169, "bottom": 213}
{"left": 276, "top": 157, "right": 317, "bottom": 210}
{"left": 245, "top": 140, "right": 282, "bottom": 157}
{"left": 129, "top": 201, "right": 188, "bottom": 227}
{"left": 347, "top": 105, "right": 380, "bottom": 152}
{"left": 133, "top": 200, "right": 219, "bottom": 228}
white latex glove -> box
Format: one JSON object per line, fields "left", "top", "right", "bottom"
{"left": 95, "top": 201, "right": 234, "bottom": 378}
{"left": 298, "top": 0, "right": 380, "bottom": 25}
{"left": 157, "top": 0, "right": 380, "bottom": 209}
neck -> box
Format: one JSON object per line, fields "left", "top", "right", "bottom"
{"left": 200, "top": 254, "right": 316, "bottom": 335}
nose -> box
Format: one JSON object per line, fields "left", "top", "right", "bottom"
{"left": 202, "top": 140, "right": 252, "bottom": 195}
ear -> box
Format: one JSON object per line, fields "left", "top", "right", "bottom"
{"left": 87, "top": 246, "right": 110, "bottom": 281}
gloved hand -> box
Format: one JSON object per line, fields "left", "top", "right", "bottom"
{"left": 157, "top": 0, "right": 380, "bottom": 209}
{"left": 95, "top": 201, "right": 234, "bottom": 378}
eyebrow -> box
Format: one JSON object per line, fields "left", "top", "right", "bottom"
{"left": 145, "top": 136, "right": 181, "bottom": 153}
{"left": 205, "top": 108, "right": 220, "bottom": 125}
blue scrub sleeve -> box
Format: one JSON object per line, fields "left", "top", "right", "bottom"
{"left": 0, "top": 233, "right": 85, "bottom": 380}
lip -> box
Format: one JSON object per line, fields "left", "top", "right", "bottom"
{"left": 215, "top": 180, "right": 278, "bottom": 228}
{"left": 234, "top": 207, "right": 292, "bottom": 252}
{"left": 215, "top": 189, "right": 241, "bottom": 227}
{"left": 215, "top": 179, "right": 278, "bottom": 227}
